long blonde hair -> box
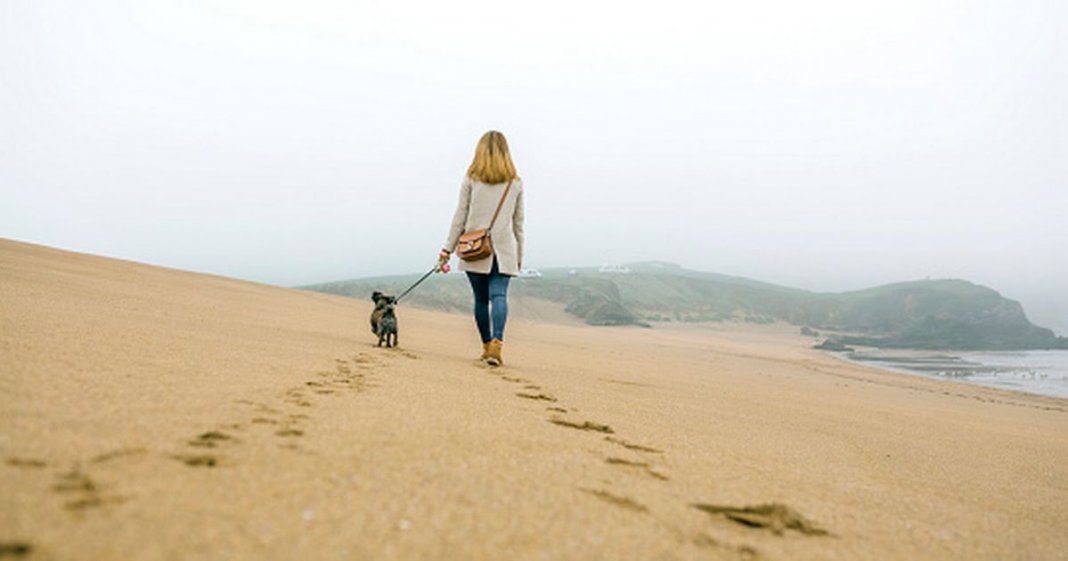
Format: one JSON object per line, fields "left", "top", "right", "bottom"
{"left": 467, "top": 130, "right": 518, "bottom": 184}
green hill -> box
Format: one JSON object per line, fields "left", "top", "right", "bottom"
{"left": 303, "top": 264, "right": 1067, "bottom": 351}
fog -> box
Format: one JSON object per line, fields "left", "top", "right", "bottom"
{"left": 2, "top": 1, "right": 1065, "bottom": 332}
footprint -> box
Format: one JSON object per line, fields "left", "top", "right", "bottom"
{"left": 599, "top": 378, "right": 656, "bottom": 388}
{"left": 311, "top": 374, "right": 365, "bottom": 392}
{"left": 251, "top": 417, "right": 279, "bottom": 425}
{"left": 604, "top": 457, "right": 669, "bottom": 481}
{"left": 549, "top": 418, "right": 614, "bottom": 434}
{"left": 188, "top": 431, "right": 235, "bottom": 448}
{"left": 287, "top": 397, "right": 313, "bottom": 408}
{"left": 581, "top": 488, "right": 648, "bottom": 513}
{"left": 546, "top": 407, "right": 568, "bottom": 413}
{"left": 65, "top": 496, "right": 110, "bottom": 511}
{"left": 275, "top": 428, "right": 304, "bottom": 437}
{"left": 605, "top": 436, "right": 662, "bottom": 454}
{"left": 689, "top": 534, "right": 760, "bottom": 560}
{"left": 0, "top": 542, "right": 33, "bottom": 558}
{"left": 516, "top": 392, "right": 558, "bottom": 402}
{"left": 52, "top": 469, "right": 96, "bottom": 494}
{"left": 691, "top": 503, "right": 830, "bottom": 536}
{"left": 172, "top": 454, "right": 219, "bottom": 468}
{"left": 90, "top": 448, "right": 147, "bottom": 464}
{"left": 353, "top": 353, "right": 377, "bottom": 365}
{"left": 501, "top": 376, "right": 530, "bottom": 384}
{"left": 605, "top": 457, "right": 645, "bottom": 467}
{"left": 52, "top": 467, "right": 121, "bottom": 511}
{"left": 5, "top": 458, "right": 47, "bottom": 469}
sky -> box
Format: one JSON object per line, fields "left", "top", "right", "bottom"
{"left": 2, "top": 1, "right": 1066, "bottom": 332}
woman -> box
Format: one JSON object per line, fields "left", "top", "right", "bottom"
{"left": 439, "top": 131, "right": 524, "bottom": 367}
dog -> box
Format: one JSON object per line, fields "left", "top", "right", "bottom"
{"left": 376, "top": 303, "right": 398, "bottom": 348}
{"left": 370, "top": 291, "right": 393, "bottom": 334}
{"left": 371, "top": 291, "right": 398, "bottom": 347}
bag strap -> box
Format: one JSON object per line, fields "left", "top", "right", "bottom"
{"left": 485, "top": 179, "right": 514, "bottom": 232}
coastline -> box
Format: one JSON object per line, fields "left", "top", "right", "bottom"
{"left": 825, "top": 347, "right": 1068, "bottom": 400}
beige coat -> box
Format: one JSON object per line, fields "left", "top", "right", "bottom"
{"left": 443, "top": 176, "right": 525, "bottom": 276}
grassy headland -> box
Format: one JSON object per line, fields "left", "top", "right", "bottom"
{"left": 304, "top": 262, "right": 1067, "bottom": 350}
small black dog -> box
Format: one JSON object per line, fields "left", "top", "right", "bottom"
{"left": 376, "top": 303, "right": 398, "bottom": 348}
{"left": 370, "top": 291, "right": 392, "bottom": 333}
{"left": 371, "top": 291, "right": 398, "bottom": 347}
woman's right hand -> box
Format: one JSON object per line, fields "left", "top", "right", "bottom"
{"left": 436, "top": 250, "right": 450, "bottom": 272}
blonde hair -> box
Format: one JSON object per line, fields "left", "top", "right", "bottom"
{"left": 467, "top": 130, "right": 518, "bottom": 184}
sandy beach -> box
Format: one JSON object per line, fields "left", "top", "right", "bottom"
{"left": 2, "top": 238, "right": 1066, "bottom": 560}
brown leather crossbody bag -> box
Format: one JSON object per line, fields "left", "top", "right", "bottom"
{"left": 457, "top": 179, "right": 513, "bottom": 262}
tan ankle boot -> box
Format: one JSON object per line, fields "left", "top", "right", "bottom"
{"left": 480, "top": 342, "right": 490, "bottom": 361}
{"left": 485, "top": 339, "right": 503, "bottom": 367}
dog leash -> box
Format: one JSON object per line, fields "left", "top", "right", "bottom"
{"left": 394, "top": 265, "right": 442, "bottom": 305}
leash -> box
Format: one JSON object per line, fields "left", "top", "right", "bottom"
{"left": 394, "top": 265, "right": 441, "bottom": 305}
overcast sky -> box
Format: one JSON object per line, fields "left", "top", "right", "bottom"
{"left": 2, "top": 1, "right": 1065, "bottom": 331}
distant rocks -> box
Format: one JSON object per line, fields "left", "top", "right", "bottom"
{"left": 575, "top": 299, "right": 648, "bottom": 327}
{"left": 800, "top": 326, "right": 820, "bottom": 337}
{"left": 813, "top": 339, "right": 855, "bottom": 352}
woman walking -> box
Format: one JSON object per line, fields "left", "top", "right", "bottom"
{"left": 439, "top": 131, "right": 524, "bottom": 366}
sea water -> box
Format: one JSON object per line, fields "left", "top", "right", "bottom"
{"left": 842, "top": 350, "right": 1068, "bottom": 400}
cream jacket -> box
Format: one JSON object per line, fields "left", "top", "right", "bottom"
{"left": 443, "top": 176, "right": 525, "bottom": 276}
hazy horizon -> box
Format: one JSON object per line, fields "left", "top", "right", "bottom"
{"left": 2, "top": 1, "right": 1065, "bottom": 332}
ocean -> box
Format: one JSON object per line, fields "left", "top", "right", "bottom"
{"left": 842, "top": 350, "right": 1068, "bottom": 400}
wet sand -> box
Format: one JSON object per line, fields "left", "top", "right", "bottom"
{"left": 2, "top": 239, "right": 1067, "bottom": 560}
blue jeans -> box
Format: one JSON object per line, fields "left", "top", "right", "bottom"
{"left": 466, "top": 258, "right": 511, "bottom": 343}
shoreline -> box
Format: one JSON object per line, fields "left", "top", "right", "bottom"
{"left": 825, "top": 347, "right": 1068, "bottom": 401}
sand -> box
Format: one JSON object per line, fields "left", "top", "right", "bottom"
{"left": 2, "top": 238, "right": 1067, "bottom": 560}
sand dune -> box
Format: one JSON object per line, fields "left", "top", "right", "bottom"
{"left": 2, "top": 238, "right": 1066, "bottom": 560}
